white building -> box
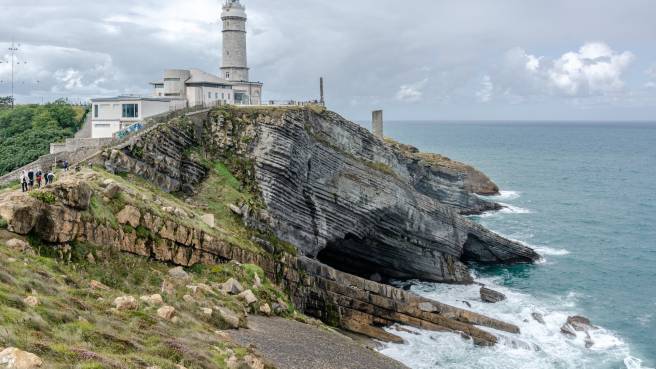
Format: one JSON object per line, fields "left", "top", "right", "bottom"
{"left": 150, "top": 0, "right": 262, "bottom": 107}
{"left": 90, "top": 97, "right": 175, "bottom": 138}
{"left": 150, "top": 69, "right": 236, "bottom": 107}
{"left": 89, "top": 0, "right": 263, "bottom": 139}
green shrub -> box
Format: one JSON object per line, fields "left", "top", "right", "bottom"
{"left": 29, "top": 190, "right": 56, "bottom": 204}
{"left": 0, "top": 216, "right": 7, "bottom": 229}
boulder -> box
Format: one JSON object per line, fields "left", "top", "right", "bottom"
{"left": 103, "top": 183, "right": 121, "bottom": 199}
{"left": 22, "top": 296, "right": 39, "bottom": 307}
{"left": 5, "top": 239, "right": 33, "bottom": 255}
{"left": 253, "top": 274, "right": 262, "bottom": 288}
{"left": 566, "top": 315, "right": 595, "bottom": 331}
{"left": 560, "top": 323, "right": 577, "bottom": 337}
{"left": 259, "top": 303, "right": 271, "bottom": 316}
{"left": 221, "top": 278, "right": 244, "bottom": 295}
{"left": 182, "top": 294, "right": 195, "bottom": 303}
{"left": 201, "top": 308, "right": 213, "bottom": 317}
{"left": 157, "top": 306, "right": 176, "bottom": 321}
{"left": 113, "top": 296, "right": 138, "bottom": 311}
{"left": 201, "top": 214, "right": 215, "bottom": 228}
{"left": 168, "top": 266, "right": 190, "bottom": 281}
{"left": 50, "top": 181, "right": 93, "bottom": 210}
{"left": 116, "top": 205, "right": 141, "bottom": 228}
{"left": 238, "top": 290, "right": 258, "bottom": 305}
{"left": 243, "top": 355, "right": 265, "bottom": 369}
{"left": 89, "top": 280, "right": 110, "bottom": 291}
{"left": 531, "top": 312, "right": 545, "bottom": 325}
{"left": 140, "top": 294, "right": 164, "bottom": 306}
{"left": 215, "top": 307, "right": 240, "bottom": 329}
{"left": 480, "top": 287, "right": 506, "bottom": 303}
{"left": 0, "top": 347, "right": 43, "bottom": 368}
{"left": 228, "top": 204, "right": 242, "bottom": 216}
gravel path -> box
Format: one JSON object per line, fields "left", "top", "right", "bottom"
{"left": 230, "top": 316, "right": 409, "bottom": 369}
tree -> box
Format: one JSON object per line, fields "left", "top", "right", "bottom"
{"left": 0, "top": 96, "right": 13, "bottom": 109}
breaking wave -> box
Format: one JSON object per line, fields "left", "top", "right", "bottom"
{"left": 378, "top": 277, "right": 650, "bottom": 369}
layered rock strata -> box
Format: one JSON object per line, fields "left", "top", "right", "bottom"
{"left": 103, "top": 107, "right": 539, "bottom": 284}
{"left": 0, "top": 179, "right": 518, "bottom": 345}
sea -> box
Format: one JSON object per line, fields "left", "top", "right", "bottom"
{"left": 373, "top": 121, "right": 656, "bottom": 369}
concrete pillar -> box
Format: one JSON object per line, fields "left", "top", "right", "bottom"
{"left": 372, "top": 110, "right": 383, "bottom": 139}
{"left": 320, "top": 77, "right": 325, "bottom": 105}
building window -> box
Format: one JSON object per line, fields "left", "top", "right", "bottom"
{"left": 208, "top": 92, "right": 212, "bottom": 99}
{"left": 164, "top": 78, "right": 180, "bottom": 81}
{"left": 93, "top": 104, "right": 98, "bottom": 118}
{"left": 226, "top": 72, "right": 230, "bottom": 79}
{"left": 122, "top": 104, "right": 138, "bottom": 118}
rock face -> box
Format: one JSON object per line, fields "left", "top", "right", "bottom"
{"left": 102, "top": 107, "right": 538, "bottom": 284}
{"left": 0, "top": 106, "right": 542, "bottom": 348}
{"left": 0, "top": 176, "right": 521, "bottom": 346}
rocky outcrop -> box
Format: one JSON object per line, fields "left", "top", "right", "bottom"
{"left": 0, "top": 179, "right": 521, "bottom": 346}
{"left": 100, "top": 106, "right": 538, "bottom": 284}
{"left": 480, "top": 287, "right": 507, "bottom": 303}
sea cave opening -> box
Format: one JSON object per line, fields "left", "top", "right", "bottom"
{"left": 316, "top": 233, "right": 396, "bottom": 283}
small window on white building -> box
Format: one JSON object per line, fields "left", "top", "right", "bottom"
{"left": 215, "top": 93, "right": 218, "bottom": 99}
{"left": 226, "top": 72, "right": 230, "bottom": 79}
{"left": 208, "top": 92, "right": 212, "bottom": 99}
{"left": 93, "top": 104, "right": 98, "bottom": 118}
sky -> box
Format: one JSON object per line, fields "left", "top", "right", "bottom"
{"left": 1, "top": 0, "right": 656, "bottom": 121}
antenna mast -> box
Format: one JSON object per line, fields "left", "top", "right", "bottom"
{"left": 8, "top": 40, "right": 19, "bottom": 108}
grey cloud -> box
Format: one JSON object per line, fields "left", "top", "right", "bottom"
{"left": 0, "top": 0, "right": 655, "bottom": 120}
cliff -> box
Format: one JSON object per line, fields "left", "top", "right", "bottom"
{"left": 0, "top": 105, "right": 541, "bottom": 365}
{"left": 106, "top": 106, "right": 538, "bottom": 284}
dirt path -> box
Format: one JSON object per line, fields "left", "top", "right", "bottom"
{"left": 230, "top": 316, "right": 409, "bottom": 369}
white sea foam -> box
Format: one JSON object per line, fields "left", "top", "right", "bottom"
{"left": 378, "top": 277, "right": 647, "bottom": 369}
{"left": 479, "top": 190, "right": 522, "bottom": 201}
{"left": 532, "top": 246, "right": 571, "bottom": 256}
{"left": 495, "top": 190, "right": 521, "bottom": 201}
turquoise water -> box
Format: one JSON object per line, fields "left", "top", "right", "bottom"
{"left": 377, "top": 121, "right": 656, "bottom": 369}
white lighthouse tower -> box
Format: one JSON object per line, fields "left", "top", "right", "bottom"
{"left": 220, "top": 0, "right": 262, "bottom": 104}
{"left": 221, "top": 0, "right": 249, "bottom": 82}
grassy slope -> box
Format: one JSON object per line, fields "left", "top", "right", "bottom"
{"left": 0, "top": 160, "right": 312, "bottom": 368}
{"left": 0, "top": 240, "right": 287, "bottom": 369}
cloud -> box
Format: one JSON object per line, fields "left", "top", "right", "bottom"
{"left": 548, "top": 42, "right": 634, "bottom": 96}
{"left": 647, "top": 66, "right": 656, "bottom": 88}
{"left": 482, "top": 42, "right": 636, "bottom": 103}
{"left": 395, "top": 79, "right": 428, "bottom": 102}
{"left": 1, "top": 0, "right": 656, "bottom": 119}
{"left": 476, "top": 75, "right": 493, "bottom": 103}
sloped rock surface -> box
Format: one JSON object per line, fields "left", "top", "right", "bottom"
{"left": 203, "top": 108, "right": 539, "bottom": 283}
{"left": 99, "top": 107, "right": 539, "bottom": 283}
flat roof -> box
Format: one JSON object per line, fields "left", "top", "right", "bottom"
{"left": 91, "top": 96, "right": 175, "bottom": 103}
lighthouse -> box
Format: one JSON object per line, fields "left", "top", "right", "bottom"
{"left": 221, "top": 0, "right": 249, "bottom": 82}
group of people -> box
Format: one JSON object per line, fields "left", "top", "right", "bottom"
{"left": 20, "top": 168, "right": 55, "bottom": 192}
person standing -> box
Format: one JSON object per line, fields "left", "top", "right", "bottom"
{"left": 27, "top": 169, "right": 35, "bottom": 191}
{"left": 36, "top": 169, "right": 43, "bottom": 188}
{"left": 47, "top": 171, "right": 55, "bottom": 186}
{"left": 63, "top": 160, "right": 69, "bottom": 172}
{"left": 20, "top": 170, "right": 28, "bottom": 192}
